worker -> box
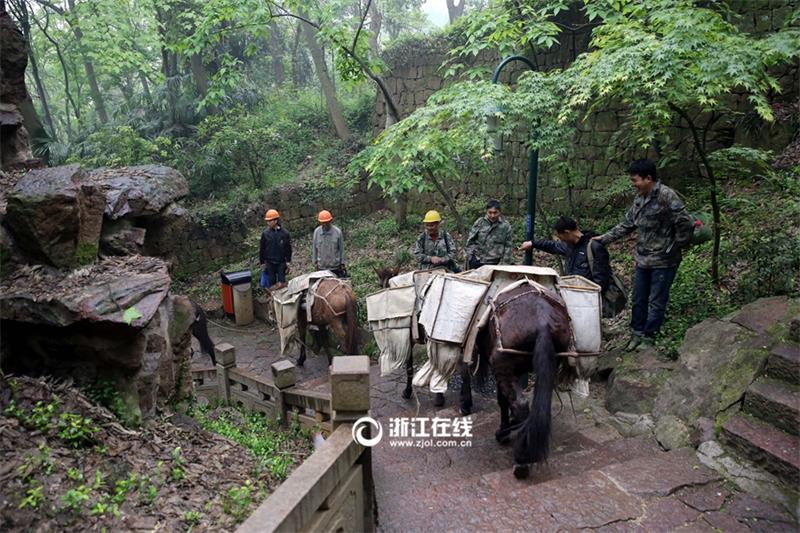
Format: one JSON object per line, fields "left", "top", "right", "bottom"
{"left": 313, "top": 210, "right": 346, "bottom": 277}
{"left": 259, "top": 209, "right": 292, "bottom": 287}
{"left": 466, "top": 199, "right": 513, "bottom": 269}
{"left": 414, "top": 210, "right": 460, "bottom": 272}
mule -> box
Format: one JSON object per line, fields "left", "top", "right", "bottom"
{"left": 375, "top": 266, "right": 453, "bottom": 407}
{"left": 473, "top": 283, "right": 574, "bottom": 479}
{"left": 190, "top": 300, "right": 216, "bottom": 365}
{"left": 291, "top": 278, "right": 361, "bottom": 366}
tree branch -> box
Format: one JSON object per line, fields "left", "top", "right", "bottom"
{"left": 352, "top": 0, "right": 372, "bottom": 55}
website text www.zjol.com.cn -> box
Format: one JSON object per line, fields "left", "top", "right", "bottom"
{"left": 388, "top": 439, "right": 473, "bottom": 448}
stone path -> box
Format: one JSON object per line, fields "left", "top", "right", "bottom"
{"left": 192, "top": 321, "right": 797, "bottom": 532}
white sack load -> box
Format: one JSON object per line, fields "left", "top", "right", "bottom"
{"left": 286, "top": 270, "right": 336, "bottom": 296}
{"left": 366, "top": 285, "right": 417, "bottom": 376}
{"left": 418, "top": 275, "right": 489, "bottom": 344}
{"left": 412, "top": 342, "right": 461, "bottom": 392}
{"left": 271, "top": 289, "right": 302, "bottom": 355}
{"left": 558, "top": 275, "right": 602, "bottom": 353}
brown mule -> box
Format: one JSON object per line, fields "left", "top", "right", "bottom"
{"left": 473, "top": 284, "right": 575, "bottom": 479}
{"left": 297, "top": 278, "right": 361, "bottom": 366}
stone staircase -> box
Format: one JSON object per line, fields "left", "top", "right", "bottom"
{"left": 370, "top": 370, "right": 798, "bottom": 532}
{"left": 722, "top": 342, "right": 800, "bottom": 488}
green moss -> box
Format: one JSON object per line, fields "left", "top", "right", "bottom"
{"left": 75, "top": 241, "right": 98, "bottom": 266}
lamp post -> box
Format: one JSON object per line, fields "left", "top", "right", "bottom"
{"left": 489, "top": 55, "right": 538, "bottom": 266}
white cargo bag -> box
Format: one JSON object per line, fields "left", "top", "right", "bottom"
{"left": 558, "top": 275, "right": 602, "bottom": 353}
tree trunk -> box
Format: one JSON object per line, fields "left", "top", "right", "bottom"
{"left": 446, "top": 0, "right": 465, "bottom": 23}
{"left": 138, "top": 70, "right": 152, "bottom": 104}
{"left": 268, "top": 21, "right": 285, "bottom": 87}
{"left": 36, "top": 11, "right": 81, "bottom": 130}
{"left": 66, "top": 0, "right": 108, "bottom": 123}
{"left": 190, "top": 53, "right": 219, "bottom": 114}
{"left": 301, "top": 19, "right": 351, "bottom": 141}
{"left": 671, "top": 103, "right": 721, "bottom": 286}
{"left": 26, "top": 33, "right": 55, "bottom": 139}
{"left": 368, "top": 0, "right": 382, "bottom": 51}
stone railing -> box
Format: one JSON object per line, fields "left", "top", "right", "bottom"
{"left": 192, "top": 343, "right": 333, "bottom": 433}
{"left": 191, "top": 349, "right": 375, "bottom": 531}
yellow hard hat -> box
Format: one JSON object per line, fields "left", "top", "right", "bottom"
{"left": 422, "top": 210, "right": 442, "bottom": 223}
{"left": 318, "top": 210, "right": 333, "bottom": 223}
{"left": 265, "top": 209, "right": 280, "bottom": 221}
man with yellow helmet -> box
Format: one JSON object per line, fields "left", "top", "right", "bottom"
{"left": 259, "top": 208, "right": 292, "bottom": 287}
{"left": 414, "top": 210, "right": 460, "bottom": 272}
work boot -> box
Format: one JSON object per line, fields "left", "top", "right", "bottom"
{"left": 637, "top": 337, "right": 656, "bottom": 351}
{"left": 625, "top": 336, "right": 643, "bottom": 352}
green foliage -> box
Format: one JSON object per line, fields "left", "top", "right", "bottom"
{"left": 6, "top": 399, "right": 60, "bottom": 432}
{"left": 18, "top": 483, "right": 44, "bottom": 510}
{"left": 57, "top": 413, "right": 99, "bottom": 448}
{"left": 85, "top": 380, "right": 139, "bottom": 428}
{"left": 170, "top": 447, "right": 186, "bottom": 482}
{"left": 184, "top": 510, "right": 202, "bottom": 526}
{"left": 60, "top": 485, "right": 91, "bottom": 512}
{"left": 222, "top": 480, "right": 254, "bottom": 523}
{"left": 659, "top": 250, "right": 736, "bottom": 355}
{"left": 67, "top": 126, "right": 168, "bottom": 168}
{"left": 192, "top": 404, "right": 311, "bottom": 480}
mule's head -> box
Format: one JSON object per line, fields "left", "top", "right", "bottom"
{"left": 374, "top": 266, "right": 401, "bottom": 288}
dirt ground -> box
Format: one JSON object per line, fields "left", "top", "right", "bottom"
{"left": 0, "top": 375, "right": 312, "bottom": 532}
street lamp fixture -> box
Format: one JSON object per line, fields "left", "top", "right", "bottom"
{"left": 489, "top": 55, "right": 538, "bottom": 266}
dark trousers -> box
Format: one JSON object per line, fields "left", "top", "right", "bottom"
{"left": 265, "top": 262, "right": 287, "bottom": 286}
{"left": 631, "top": 265, "right": 679, "bottom": 338}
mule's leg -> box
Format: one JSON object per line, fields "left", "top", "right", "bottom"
{"left": 320, "top": 327, "right": 333, "bottom": 365}
{"left": 434, "top": 392, "right": 445, "bottom": 407}
{"left": 402, "top": 348, "right": 413, "bottom": 399}
{"left": 327, "top": 317, "right": 349, "bottom": 356}
{"left": 459, "top": 361, "right": 473, "bottom": 416}
{"left": 495, "top": 383, "right": 512, "bottom": 445}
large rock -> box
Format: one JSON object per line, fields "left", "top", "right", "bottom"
{"left": 0, "top": 255, "right": 171, "bottom": 327}
{"left": 654, "top": 318, "right": 769, "bottom": 421}
{"left": 605, "top": 351, "right": 674, "bottom": 414}
{"left": 88, "top": 165, "right": 189, "bottom": 219}
{"left": 5, "top": 165, "right": 104, "bottom": 268}
{"left": 100, "top": 218, "right": 146, "bottom": 256}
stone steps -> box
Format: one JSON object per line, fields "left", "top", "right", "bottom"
{"left": 765, "top": 343, "right": 800, "bottom": 385}
{"left": 743, "top": 377, "right": 800, "bottom": 436}
{"left": 721, "top": 414, "right": 800, "bottom": 486}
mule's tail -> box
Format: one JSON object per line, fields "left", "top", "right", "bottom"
{"left": 344, "top": 293, "right": 361, "bottom": 355}
{"left": 514, "top": 329, "right": 556, "bottom": 466}
{"left": 191, "top": 302, "right": 217, "bottom": 366}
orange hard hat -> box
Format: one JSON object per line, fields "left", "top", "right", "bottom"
{"left": 318, "top": 210, "right": 333, "bottom": 223}
{"left": 265, "top": 209, "right": 280, "bottom": 221}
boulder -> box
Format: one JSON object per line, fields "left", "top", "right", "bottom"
{"left": 0, "top": 255, "right": 171, "bottom": 327}
{"left": 654, "top": 318, "right": 769, "bottom": 422}
{"left": 5, "top": 165, "right": 104, "bottom": 268}
{"left": 100, "top": 218, "right": 146, "bottom": 256}
{"left": 605, "top": 354, "right": 672, "bottom": 414}
{"left": 88, "top": 165, "right": 188, "bottom": 220}
{"left": 655, "top": 415, "right": 692, "bottom": 451}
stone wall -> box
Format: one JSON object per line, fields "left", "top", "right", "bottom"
{"left": 174, "top": 179, "right": 385, "bottom": 275}
{"left": 373, "top": 1, "right": 798, "bottom": 217}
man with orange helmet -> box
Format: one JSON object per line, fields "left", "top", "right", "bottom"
{"left": 259, "top": 208, "right": 292, "bottom": 287}
{"left": 312, "top": 210, "right": 346, "bottom": 277}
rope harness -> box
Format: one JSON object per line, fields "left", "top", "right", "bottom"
{"left": 308, "top": 278, "right": 349, "bottom": 318}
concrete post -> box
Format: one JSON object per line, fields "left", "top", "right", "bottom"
{"left": 216, "top": 343, "right": 236, "bottom": 405}
{"left": 271, "top": 359, "right": 296, "bottom": 424}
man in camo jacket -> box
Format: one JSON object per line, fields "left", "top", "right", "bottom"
{"left": 593, "top": 159, "right": 694, "bottom": 351}
{"left": 466, "top": 199, "right": 514, "bottom": 269}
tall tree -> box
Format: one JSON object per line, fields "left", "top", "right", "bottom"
{"left": 446, "top": 0, "right": 465, "bottom": 23}
{"left": 301, "top": 17, "right": 351, "bottom": 140}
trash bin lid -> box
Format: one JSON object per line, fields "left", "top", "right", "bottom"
{"left": 221, "top": 270, "right": 252, "bottom": 285}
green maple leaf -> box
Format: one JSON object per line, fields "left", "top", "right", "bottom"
{"left": 123, "top": 306, "right": 143, "bottom": 325}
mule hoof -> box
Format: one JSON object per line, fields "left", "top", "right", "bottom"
{"left": 513, "top": 464, "right": 530, "bottom": 479}
{"left": 297, "top": 357, "right": 306, "bottom": 367}
{"left": 495, "top": 428, "right": 511, "bottom": 445}
{"left": 459, "top": 404, "right": 472, "bottom": 416}
{"left": 434, "top": 393, "right": 445, "bottom": 407}
{"left": 401, "top": 388, "right": 412, "bottom": 400}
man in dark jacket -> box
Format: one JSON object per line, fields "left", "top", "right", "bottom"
{"left": 520, "top": 215, "right": 611, "bottom": 293}
{"left": 593, "top": 159, "right": 693, "bottom": 350}
{"left": 259, "top": 209, "right": 292, "bottom": 287}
